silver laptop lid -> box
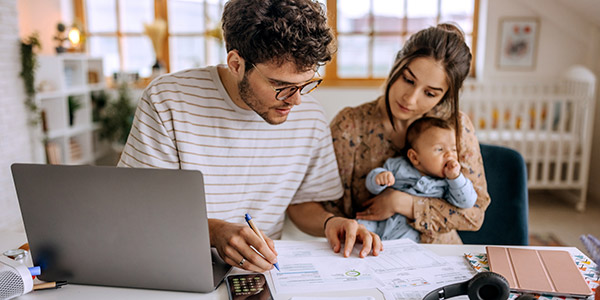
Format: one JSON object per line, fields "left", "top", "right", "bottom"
{"left": 11, "top": 163, "right": 231, "bottom": 292}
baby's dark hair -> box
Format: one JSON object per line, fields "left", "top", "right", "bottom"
{"left": 404, "top": 117, "right": 455, "bottom": 154}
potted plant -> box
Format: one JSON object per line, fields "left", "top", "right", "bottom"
{"left": 99, "top": 83, "right": 136, "bottom": 149}
{"left": 68, "top": 96, "right": 82, "bottom": 126}
{"left": 19, "top": 32, "right": 41, "bottom": 124}
{"left": 90, "top": 90, "right": 108, "bottom": 122}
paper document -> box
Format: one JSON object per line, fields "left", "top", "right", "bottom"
{"left": 270, "top": 239, "right": 475, "bottom": 299}
{"left": 368, "top": 240, "right": 475, "bottom": 300}
{"left": 269, "top": 240, "right": 375, "bottom": 294}
{"left": 290, "top": 297, "right": 375, "bottom": 300}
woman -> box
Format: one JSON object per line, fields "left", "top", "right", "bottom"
{"left": 324, "top": 23, "right": 490, "bottom": 244}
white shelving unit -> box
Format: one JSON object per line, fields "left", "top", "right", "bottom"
{"left": 35, "top": 54, "right": 107, "bottom": 165}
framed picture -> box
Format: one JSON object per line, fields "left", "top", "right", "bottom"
{"left": 497, "top": 18, "right": 540, "bottom": 70}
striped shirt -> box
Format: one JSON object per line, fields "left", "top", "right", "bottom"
{"left": 118, "top": 66, "right": 343, "bottom": 238}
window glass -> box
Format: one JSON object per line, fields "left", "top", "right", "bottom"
{"left": 338, "top": 0, "right": 370, "bottom": 33}
{"left": 88, "top": 36, "right": 119, "bottom": 77}
{"left": 373, "top": 0, "right": 404, "bottom": 32}
{"left": 328, "top": 0, "right": 476, "bottom": 80}
{"left": 441, "top": 0, "right": 474, "bottom": 32}
{"left": 168, "top": 0, "right": 205, "bottom": 33}
{"left": 169, "top": 36, "right": 206, "bottom": 72}
{"left": 206, "top": 38, "right": 226, "bottom": 66}
{"left": 119, "top": 0, "right": 154, "bottom": 33}
{"left": 406, "top": 0, "right": 438, "bottom": 32}
{"left": 206, "top": 0, "right": 224, "bottom": 27}
{"left": 337, "top": 35, "right": 369, "bottom": 78}
{"left": 122, "top": 36, "right": 154, "bottom": 77}
{"left": 373, "top": 36, "right": 403, "bottom": 77}
{"left": 86, "top": 0, "right": 117, "bottom": 32}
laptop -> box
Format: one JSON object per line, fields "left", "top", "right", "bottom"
{"left": 11, "top": 163, "right": 231, "bottom": 292}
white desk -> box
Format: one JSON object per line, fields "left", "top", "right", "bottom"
{"left": 0, "top": 231, "right": 584, "bottom": 300}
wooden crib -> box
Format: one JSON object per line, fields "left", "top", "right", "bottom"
{"left": 460, "top": 66, "right": 596, "bottom": 211}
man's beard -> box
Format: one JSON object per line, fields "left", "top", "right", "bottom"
{"left": 238, "top": 75, "right": 290, "bottom": 125}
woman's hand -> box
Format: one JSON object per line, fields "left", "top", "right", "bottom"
{"left": 356, "top": 188, "right": 415, "bottom": 221}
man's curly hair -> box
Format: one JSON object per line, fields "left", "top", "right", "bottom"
{"left": 222, "top": 0, "right": 335, "bottom": 72}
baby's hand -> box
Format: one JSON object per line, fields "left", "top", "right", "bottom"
{"left": 444, "top": 160, "right": 461, "bottom": 179}
{"left": 375, "top": 171, "right": 395, "bottom": 186}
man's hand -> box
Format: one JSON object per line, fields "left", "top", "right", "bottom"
{"left": 444, "top": 159, "right": 461, "bottom": 179}
{"left": 208, "top": 219, "right": 278, "bottom": 273}
{"left": 286, "top": 202, "right": 383, "bottom": 259}
{"left": 375, "top": 171, "right": 395, "bottom": 186}
{"left": 324, "top": 216, "right": 382, "bottom": 258}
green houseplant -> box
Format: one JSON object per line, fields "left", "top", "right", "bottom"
{"left": 68, "top": 96, "right": 82, "bottom": 126}
{"left": 100, "top": 83, "right": 136, "bottom": 146}
{"left": 19, "top": 32, "right": 41, "bottom": 124}
{"left": 91, "top": 90, "right": 108, "bottom": 122}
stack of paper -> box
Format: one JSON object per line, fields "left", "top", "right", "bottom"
{"left": 269, "top": 239, "right": 477, "bottom": 300}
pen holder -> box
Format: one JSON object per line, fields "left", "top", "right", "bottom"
{"left": 0, "top": 256, "right": 34, "bottom": 299}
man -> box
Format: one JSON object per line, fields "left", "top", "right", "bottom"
{"left": 118, "top": 0, "right": 382, "bottom": 272}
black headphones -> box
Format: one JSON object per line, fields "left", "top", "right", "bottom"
{"left": 422, "top": 272, "right": 510, "bottom": 300}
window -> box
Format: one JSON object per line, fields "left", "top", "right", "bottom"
{"left": 325, "top": 0, "right": 479, "bottom": 86}
{"left": 76, "top": 0, "right": 477, "bottom": 85}
{"left": 83, "top": 0, "right": 155, "bottom": 78}
{"left": 167, "top": 0, "right": 227, "bottom": 72}
{"left": 78, "top": 0, "right": 225, "bottom": 78}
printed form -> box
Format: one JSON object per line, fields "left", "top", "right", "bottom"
{"left": 270, "top": 239, "right": 476, "bottom": 299}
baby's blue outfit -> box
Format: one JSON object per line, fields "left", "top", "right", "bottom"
{"left": 360, "top": 156, "right": 477, "bottom": 241}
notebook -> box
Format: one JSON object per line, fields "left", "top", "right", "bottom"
{"left": 11, "top": 163, "right": 231, "bottom": 292}
{"left": 486, "top": 246, "right": 593, "bottom": 298}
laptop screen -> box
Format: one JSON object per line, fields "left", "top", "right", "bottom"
{"left": 12, "top": 163, "right": 230, "bottom": 292}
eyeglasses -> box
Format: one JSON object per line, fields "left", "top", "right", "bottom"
{"left": 251, "top": 63, "right": 323, "bottom": 101}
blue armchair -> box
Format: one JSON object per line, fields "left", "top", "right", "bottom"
{"left": 458, "top": 144, "right": 529, "bottom": 245}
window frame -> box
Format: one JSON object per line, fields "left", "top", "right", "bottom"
{"left": 75, "top": 0, "right": 165, "bottom": 76}
{"left": 75, "top": 0, "right": 479, "bottom": 86}
{"left": 322, "top": 0, "right": 480, "bottom": 87}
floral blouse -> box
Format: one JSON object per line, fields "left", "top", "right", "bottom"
{"left": 323, "top": 99, "right": 491, "bottom": 244}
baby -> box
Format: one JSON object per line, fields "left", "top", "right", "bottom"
{"left": 361, "top": 117, "right": 477, "bottom": 241}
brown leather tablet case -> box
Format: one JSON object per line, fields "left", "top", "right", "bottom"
{"left": 486, "top": 246, "right": 593, "bottom": 298}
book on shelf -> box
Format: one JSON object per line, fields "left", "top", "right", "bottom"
{"left": 45, "top": 142, "right": 61, "bottom": 165}
{"left": 69, "top": 138, "right": 82, "bottom": 162}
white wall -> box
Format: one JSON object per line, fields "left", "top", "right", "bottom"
{"left": 479, "top": 0, "right": 598, "bottom": 81}
{"left": 17, "top": 0, "right": 73, "bottom": 55}
{"left": 0, "top": 0, "right": 36, "bottom": 233}
{"left": 313, "top": 87, "right": 381, "bottom": 121}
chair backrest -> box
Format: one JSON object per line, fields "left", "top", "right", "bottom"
{"left": 458, "top": 144, "right": 529, "bottom": 245}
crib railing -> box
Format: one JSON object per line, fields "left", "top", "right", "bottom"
{"left": 460, "top": 66, "right": 596, "bottom": 211}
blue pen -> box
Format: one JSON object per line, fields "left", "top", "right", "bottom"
{"left": 244, "top": 213, "right": 280, "bottom": 271}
